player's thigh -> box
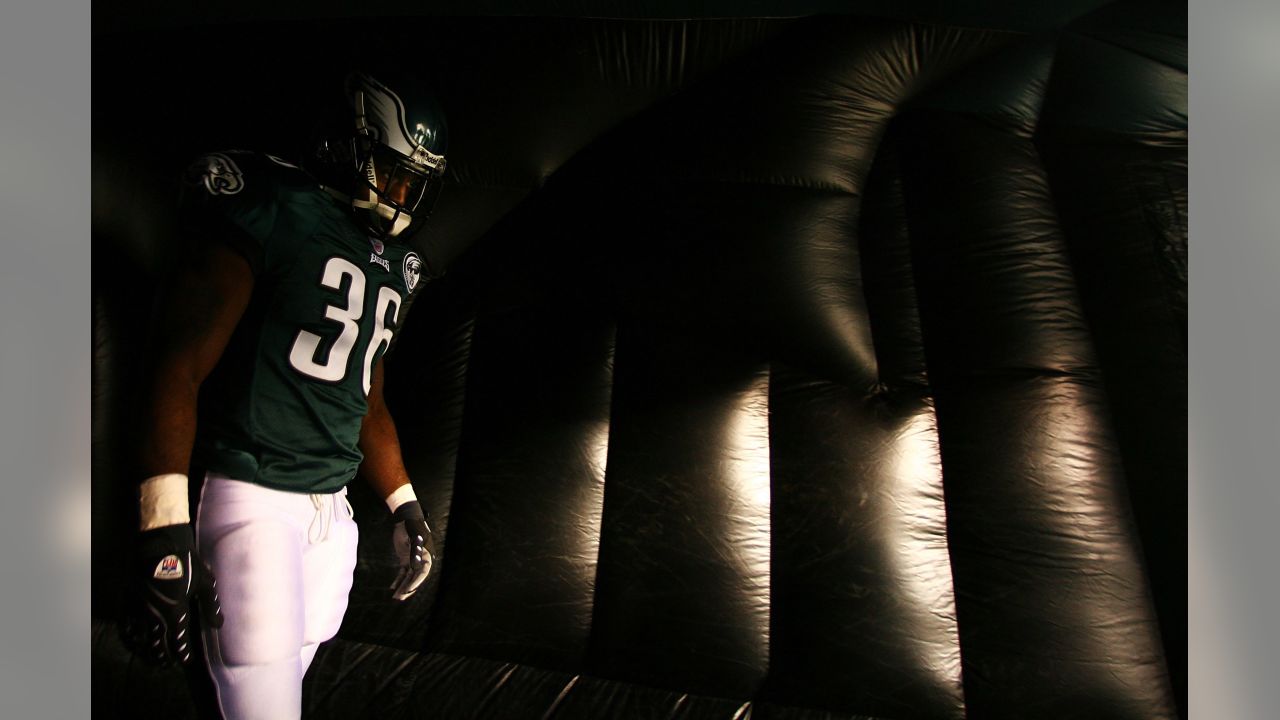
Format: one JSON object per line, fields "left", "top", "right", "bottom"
{"left": 301, "top": 506, "right": 358, "bottom": 645}
{"left": 198, "top": 490, "right": 306, "bottom": 665}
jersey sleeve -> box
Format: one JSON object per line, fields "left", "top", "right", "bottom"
{"left": 384, "top": 250, "right": 442, "bottom": 357}
{"left": 385, "top": 291, "right": 416, "bottom": 357}
{"left": 177, "top": 151, "right": 279, "bottom": 275}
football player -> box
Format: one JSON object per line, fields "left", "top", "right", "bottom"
{"left": 125, "top": 70, "right": 447, "bottom": 720}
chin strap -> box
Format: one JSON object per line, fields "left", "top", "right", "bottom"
{"left": 385, "top": 209, "right": 414, "bottom": 238}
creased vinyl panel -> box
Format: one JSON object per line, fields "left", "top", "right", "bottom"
{"left": 305, "top": 637, "right": 904, "bottom": 720}
{"left": 765, "top": 368, "right": 959, "bottom": 720}
{"left": 1036, "top": 23, "right": 1188, "bottom": 716}
{"left": 1035, "top": 130, "right": 1187, "bottom": 719}
{"left": 896, "top": 111, "right": 1177, "bottom": 719}
{"left": 305, "top": 640, "right": 575, "bottom": 720}
{"left": 586, "top": 325, "right": 771, "bottom": 699}
{"left": 511, "top": 16, "right": 1014, "bottom": 711}
{"left": 757, "top": 137, "right": 967, "bottom": 720}
{"left": 93, "top": 619, "right": 202, "bottom": 720}
{"left": 557, "top": 18, "right": 1012, "bottom": 195}
{"left": 755, "top": 85, "right": 962, "bottom": 720}
{"left": 426, "top": 298, "right": 616, "bottom": 671}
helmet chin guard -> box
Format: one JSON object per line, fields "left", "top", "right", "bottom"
{"left": 351, "top": 183, "right": 417, "bottom": 238}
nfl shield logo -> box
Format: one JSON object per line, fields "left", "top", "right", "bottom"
{"left": 371, "top": 238, "right": 385, "bottom": 255}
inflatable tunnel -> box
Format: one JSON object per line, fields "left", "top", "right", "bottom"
{"left": 93, "top": 3, "right": 1187, "bottom": 718}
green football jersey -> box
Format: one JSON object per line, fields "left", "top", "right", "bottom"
{"left": 180, "top": 150, "right": 427, "bottom": 493}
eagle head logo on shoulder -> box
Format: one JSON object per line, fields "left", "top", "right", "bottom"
{"left": 187, "top": 152, "right": 245, "bottom": 196}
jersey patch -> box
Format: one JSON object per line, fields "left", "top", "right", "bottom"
{"left": 403, "top": 252, "right": 423, "bottom": 292}
{"left": 153, "top": 554, "right": 185, "bottom": 580}
{"left": 188, "top": 152, "right": 245, "bottom": 196}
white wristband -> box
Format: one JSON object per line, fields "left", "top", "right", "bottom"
{"left": 139, "top": 473, "right": 191, "bottom": 531}
{"left": 385, "top": 484, "right": 418, "bottom": 514}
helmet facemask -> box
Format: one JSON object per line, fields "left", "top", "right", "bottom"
{"left": 349, "top": 131, "right": 445, "bottom": 239}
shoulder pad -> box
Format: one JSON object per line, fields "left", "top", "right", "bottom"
{"left": 182, "top": 150, "right": 316, "bottom": 200}
{"left": 178, "top": 151, "right": 322, "bottom": 273}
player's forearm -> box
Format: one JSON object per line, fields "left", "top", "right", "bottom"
{"left": 358, "top": 401, "right": 413, "bottom": 504}
{"left": 136, "top": 242, "right": 254, "bottom": 481}
{"left": 137, "top": 366, "right": 202, "bottom": 479}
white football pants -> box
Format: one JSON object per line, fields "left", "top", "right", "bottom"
{"left": 195, "top": 472, "right": 358, "bottom": 720}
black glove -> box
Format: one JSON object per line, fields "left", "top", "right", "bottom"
{"left": 390, "top": 501, "right": 436, "bottom": 601}
{"left": 123, "top": 523, "right": 223, "bottom": 664}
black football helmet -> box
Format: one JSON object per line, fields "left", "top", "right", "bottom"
{"left": 310, "top": 70, "right": 449, "bottom": 240}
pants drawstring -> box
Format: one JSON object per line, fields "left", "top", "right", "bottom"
{"left": 308, "top": 490, "right": 355, "bottom": 545}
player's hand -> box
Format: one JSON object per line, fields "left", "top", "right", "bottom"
{"left": 390, "top": 501, "right": 435, "bottom": 601}
{"left": 123, "top": 523, "right": 223, "bottom": 665}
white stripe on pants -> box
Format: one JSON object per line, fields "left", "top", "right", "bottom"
{"left": 195, "top": 472, "right": 358, "bottom": 720}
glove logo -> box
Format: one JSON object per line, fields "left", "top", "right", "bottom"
{"left": 153, "top": 554, "right": 184, "bottom": 580}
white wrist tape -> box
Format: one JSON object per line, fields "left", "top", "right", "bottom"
{"left": 139, "top": 473, "right": 190, "bottom": 531}
{"left": 385, "top": 484, "right": 418, "bottom": 514}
